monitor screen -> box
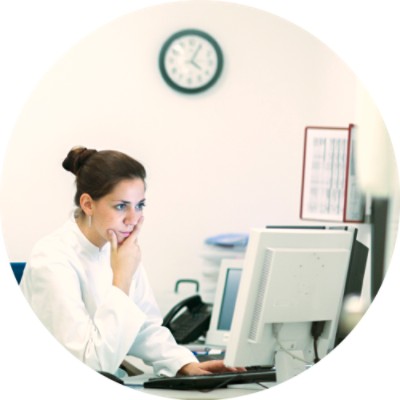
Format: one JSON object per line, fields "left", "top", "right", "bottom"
{"left": 224, "top": 227, "right": 355, "bottom": 383}
{"left": 217, "top": 267, "right": 242, "bottom": 330}
{"left": 205, "top": 259, "right": 243, "bottom": 347}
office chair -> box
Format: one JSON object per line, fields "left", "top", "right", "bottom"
{"left": 10, "top": 262, "right": 26, "bottom": 284}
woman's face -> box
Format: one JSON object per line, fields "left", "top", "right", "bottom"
{"left": 89, "top": 178, "right": 146, "bottom": 247}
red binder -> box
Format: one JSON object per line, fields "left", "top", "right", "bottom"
{"left": 300, "top": 124, "right": 365, "bottom": 222}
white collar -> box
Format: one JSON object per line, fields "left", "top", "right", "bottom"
{"left": 67, "top": 216, "right": 110, "bottom": 257}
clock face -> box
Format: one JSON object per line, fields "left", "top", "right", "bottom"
{"left": 159, "top": 29, "right": 223, "bottom": 94}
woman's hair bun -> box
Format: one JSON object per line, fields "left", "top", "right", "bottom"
{"left": 62, "top": 146, "right": 97, "bottom": 175}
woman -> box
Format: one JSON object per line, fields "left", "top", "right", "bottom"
{"left": 20, "top": 146, "right": 240, "bottom": 376}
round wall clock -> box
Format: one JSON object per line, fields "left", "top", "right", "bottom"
{"left": 159, "top": 29, "right": 224, "bottom": 94}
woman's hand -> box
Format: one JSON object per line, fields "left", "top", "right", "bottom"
{"left": 108, "top": 216, "right": 144, "bottom": 295}
{"left": 177, "top": 360, "right": 246, "bottom": 376}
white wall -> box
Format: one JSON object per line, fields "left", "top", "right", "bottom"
{"left": 0, "top": 1, "right": 362, "bottom": 313}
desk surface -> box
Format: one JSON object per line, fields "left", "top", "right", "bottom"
{"left": 135, "top": 386, "right": 266, "bottom": 399}
{"left": 124, "top": 373, "right": 271, "bottom": 399}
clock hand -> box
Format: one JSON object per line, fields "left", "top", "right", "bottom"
{"left": 190, "top": 60, "right": 202, "bottom": 70}
{"left": 190, "top": 44, "right": 202, "bottom": 63}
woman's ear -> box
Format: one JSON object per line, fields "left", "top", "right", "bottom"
{"left": 80, "top": 193, "right": 94, "bottom": 217}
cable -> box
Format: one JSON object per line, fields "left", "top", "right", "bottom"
{"left": 275, "top": 337, "right": 308, "bottom": 363}
{"left": 199, "top": 375, "right": 270, "bottom": 392}
{"left": 272, "top": 323, "right": 308, "bottom": 363}
{"left": 272, "top": 322, "right": 327, "bottom": 365}
{"left": 199, "top": 376, "right": 238, "bottom": 392}
{"left": 311, "top": 321, "right": 326, "bottom": 363}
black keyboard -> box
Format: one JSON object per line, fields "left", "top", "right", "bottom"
{"left": 143, "top": 369, "right": 276, "bottom": 390}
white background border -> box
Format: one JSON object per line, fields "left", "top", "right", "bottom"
{"left": 1, "top": 1, "right": 399, "bottom": 399}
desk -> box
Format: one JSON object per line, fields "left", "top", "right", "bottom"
{"left": 124, "top": 374, "right": 270, "bottom": 399}
{"left": 122, "top": 356, "right": 273, "bottom": 399}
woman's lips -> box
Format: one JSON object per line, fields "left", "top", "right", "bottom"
{"left": 120, "top": 231, "right": 132, "bottom": 238}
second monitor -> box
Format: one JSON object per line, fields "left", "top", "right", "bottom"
{"left": 205, "top": 259, "right": 243, "bottom": 348}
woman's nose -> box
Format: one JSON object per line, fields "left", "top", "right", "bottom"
{"left": 124, "top": 209, "right": 138, "bottom": 226}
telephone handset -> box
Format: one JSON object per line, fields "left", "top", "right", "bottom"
{"left": 162, "top": 294, "right": 211, "bottom": 344}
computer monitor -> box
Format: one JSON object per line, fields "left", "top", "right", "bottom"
{"left": 224, "top": 227, "right": 355, "bottom": 383}
{"left": 264, "top": 225, "right": 369, "bottom": 345}
{"left": 205, "top": 259, "right": 243, "bottom": 347}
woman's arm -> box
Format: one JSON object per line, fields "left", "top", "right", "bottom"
{"left": 21, "top": 251, "right": 145, "bottom": 374}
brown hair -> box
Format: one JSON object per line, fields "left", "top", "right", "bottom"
{"left": 62, "top": 146, "right": 146, "bottom": 207}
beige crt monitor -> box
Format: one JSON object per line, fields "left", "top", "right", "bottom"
{"left": 205, "top": 259, "right": 243, "bottom": 348}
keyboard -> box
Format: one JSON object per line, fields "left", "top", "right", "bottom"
{"left": 143, "top": 368, "right": 276, "bottom": 390}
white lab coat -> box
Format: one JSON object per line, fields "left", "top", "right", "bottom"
{"left": 20, "top": 217, "right": 197, "bottom": 375}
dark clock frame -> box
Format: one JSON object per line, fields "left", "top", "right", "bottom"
{"left": 158, "top": 29, "right": 224, "bottom": 94}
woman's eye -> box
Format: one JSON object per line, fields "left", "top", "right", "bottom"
{"left": 115, "top": 203, "right": 127, "bottom": 211}
{"left": 135, "top": 202, "right": 146, "bottom": 211}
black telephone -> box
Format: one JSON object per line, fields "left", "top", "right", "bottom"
{"left": 162, "top": 294, "right": 211, "bottom": 344}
